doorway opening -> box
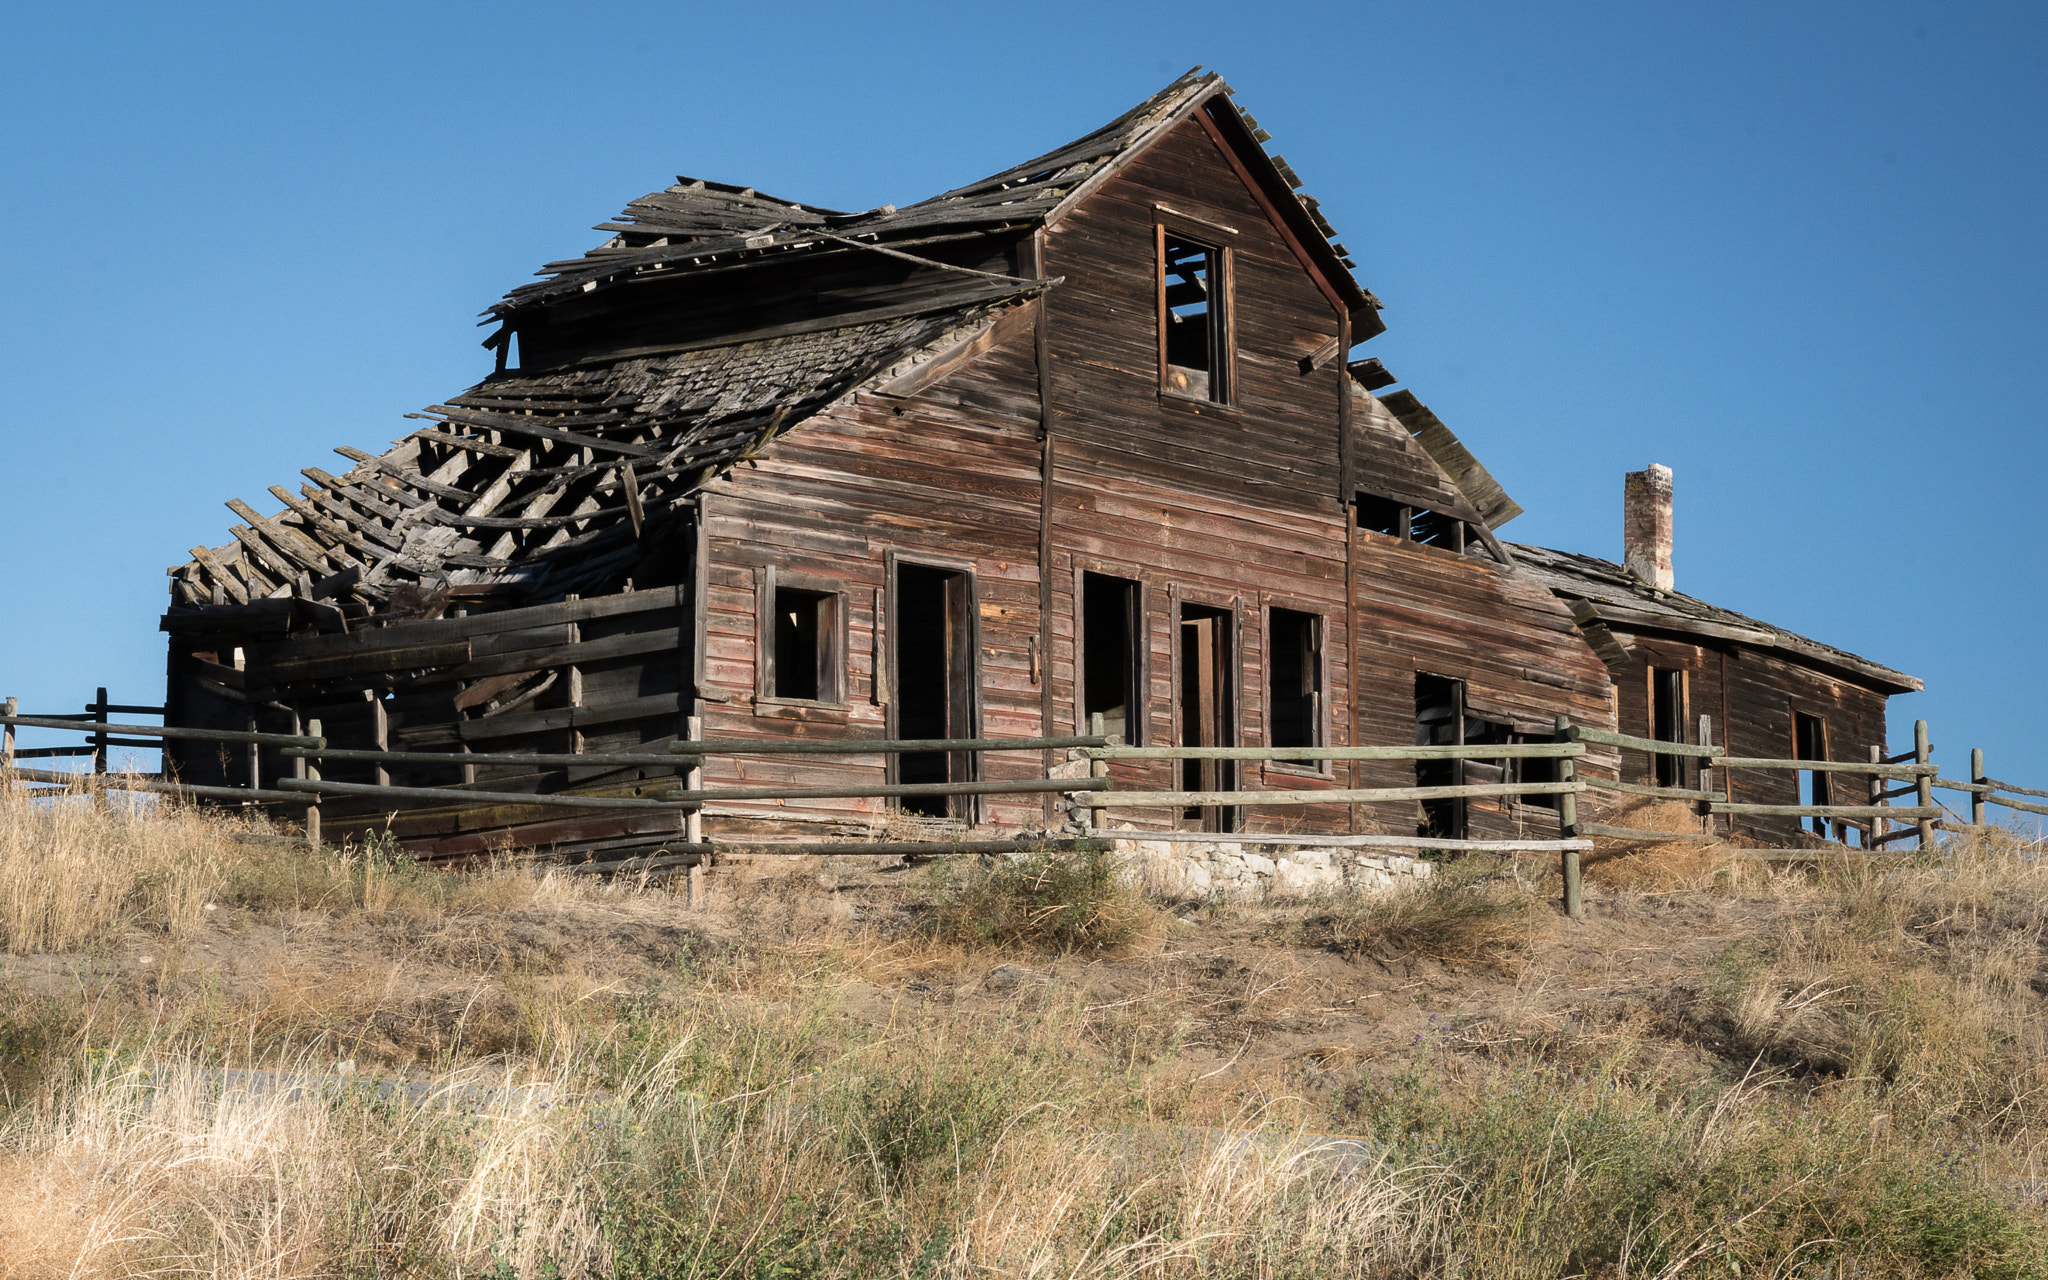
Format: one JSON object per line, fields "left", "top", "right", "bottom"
{"left": 1178, "top": 603, "right": 1236, "bottom": 831}
{"left": 1795, "top": 711, "right": 1830, "bottom": 837}
{"left": 1651, "top": 668, "right": 1687, "bottom": 788}
{"left": 895, "top": 563, "right": 976, "bottom": 818}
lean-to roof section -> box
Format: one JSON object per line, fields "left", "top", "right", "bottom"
{"left": 1512, "top": 542, "right": 1923, "bottom": 694}
{"left": 167, "top": 289, "right": 1044, "bottom": 611}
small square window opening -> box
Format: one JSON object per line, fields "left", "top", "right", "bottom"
{"left": 772, "top": 587, "right": 838, "bottom": 702}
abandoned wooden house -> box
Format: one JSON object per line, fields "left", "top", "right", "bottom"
{"left": 158, "top": 70, "right": 1920, "bottom": 859}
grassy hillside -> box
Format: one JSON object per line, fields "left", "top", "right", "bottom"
{"left": 1, "top": 783, "right": 2045, "bottom": 1278}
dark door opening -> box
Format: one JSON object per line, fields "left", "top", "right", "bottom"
{"left": 1178, "top": 604, "right": 1236, "bottom": 831}
{"left": 1415, "top": 674, "right": 1466, "bottom": 838}
{"left": 1651, "top": 668, "right": 1687, "bottom": 788}
{"left": 895, "top": 564, "right": 975, "bottom": 818}
{"left": 1794, "top": 711, "right": 1830, "bottom": 837}
{"left": 1083, "top": 573, "right": 1142, "bottom": 746}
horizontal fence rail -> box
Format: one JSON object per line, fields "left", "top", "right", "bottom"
{"left": 7, "top": 691, "right": 2045, "bottom": 927}
{"left": 1087, "top": 743, "right": 1584, "bottom": 762}
{"left": 1081, "top": 781, "right": 1584, "bottom": 808}
{"left": 0, "top": 713, "right": 321, "bottom": 748}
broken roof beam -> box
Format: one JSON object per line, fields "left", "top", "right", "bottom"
{"left": 335, "top": 446, "right": 478, "bottom": 502}
{"left": 225, "top": 499, "right": 349, "bottom": 579}
{"left": 1377, "top": 390, "right": 1524, "bottom": 530}
{"left": 423, "top": 408, "right": 664, "bottom": 460}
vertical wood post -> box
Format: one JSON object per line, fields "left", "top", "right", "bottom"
{"left": 368, "top": 691, "right": 390, "bottom": 788}
{"left": 1088, "top": 711, "right": 1108, "bottom": 835}
{"left": 685, "top": 713, "right": 705, "bottom": 910}
{"left": 1555, "top": 715, "right": 1581, "bottom": 921}
{"left": 305, "top": 719, "right": 322, "bottom": 849}
{"left": 1971, "top": 748, "right": 1986, "bottom": 830}
{"left": 1696, "top": 714, "right": 1714, "bottom": 834}
{"left": 2, "top": 696, "right": 15, "bottom": 792}
{"left": 1914, "top": 719, "right": 1934, "bottom": 851}
{"left": 245, "top": 710, "right": 260, "bottom": 803}
{"left": 1868, "top": 744, "right": 1885, "bottom": 849}
{"left": 90, "top": 687, "right": 109, "bottom": 778}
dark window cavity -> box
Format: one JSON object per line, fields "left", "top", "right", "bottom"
{"left": 1267, "top": 607, "right": 1321, "bottom": 751}
{"left": 1651, "top": 668, "right": 1686, "bottom": 788}
{"left": 1083, "top": 573, "right": 1142, "bottom": 746}
{"left": 1162, "top": 236, "right": 1228, "bottom": 402}
{"left": 772, "top": 587, "right": 832, "bottom": 702}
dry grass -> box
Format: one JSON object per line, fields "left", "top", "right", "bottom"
{"left": 921, "top": 845, "right": 1160, "bottom": 954}
{"left": 2, "top": 788, "right": 2047, "bottom": 1277}
{"left": 1298, "top": 858, "right": 1543, "bottom": 971}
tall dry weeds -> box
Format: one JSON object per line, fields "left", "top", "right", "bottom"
{"left": 0, "top": 779, "right": 226, "bottom": 953}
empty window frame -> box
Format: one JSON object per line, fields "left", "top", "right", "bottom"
{"left": 1355, "top": 493, "right": 1469, "bottom": 553}
{"left": 1082, "top": 572, "right": 1144, "bottom": 746}
{"left": 755, "top": 569, "right": 845, "bottom": 704}
{"left": 1159, "top": 231, "right": 1230, "bottom": 402}
{"left": 1267, "top": 606, "right": 1323, "bottom": 752}
{"left": 1650, "top": 668, "right": 1687, "bottom": 788}
{"left": 1794, "top": 711, "right": 1831, "bottom": 837}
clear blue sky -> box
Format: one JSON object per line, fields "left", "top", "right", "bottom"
{"left": 4, "top": 1, "right": 2043, "bottom": 809}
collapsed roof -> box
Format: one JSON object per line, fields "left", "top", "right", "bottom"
{"left": 168, "top": 69, "right": 1376, "bottom": 614}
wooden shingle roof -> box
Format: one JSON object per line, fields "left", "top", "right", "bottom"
{"left": 1510, "top": 542, "right": 1923, "bottom": 693}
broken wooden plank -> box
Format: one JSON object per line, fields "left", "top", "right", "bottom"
{"left": 1565, "top": 725, "right": 1724, "bottom": 758}
{"left": 1711, "top": 803, "right": 1940, "bottom": 819}
{"left": 248, "top": 639, "right": 473, "bottom": 685}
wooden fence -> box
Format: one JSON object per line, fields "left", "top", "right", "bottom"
{"left": 5, "top": 692, "right": 2044, "bottom": 922}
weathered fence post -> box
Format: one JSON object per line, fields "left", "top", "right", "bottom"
{"left": 1915, "top": 720, "right": 1934, "bottom": 850}
{"left": 1696, "top": 714, "right": 1715, "bottom": 835}
{"left": 304, "top": 718, "right": 322, "bottom": 849}
{"left": 1555, "top": 715, "right": 1582, "bottom": 921}
{"left": 2, "top": 696, "right": 15, "bottom": 792}
{"left": 90, "top": 687, "right": 110, "bottom": 779}
{"left": 685, "top": 713, "right": 705, "bottom": 910}
{"left": 1869, "top": 745, "right": 1886, "bottom": 848}
{"left": 1971, "top": 747, "right": 1986, "bottom": 830}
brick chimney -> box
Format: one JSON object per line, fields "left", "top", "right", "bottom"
{"left": 1624, "top": 464, "right": 1674, "bottom": 591}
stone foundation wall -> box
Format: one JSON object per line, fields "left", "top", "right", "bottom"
{"left": 1105, "top": 833, "right": 1435, "bottom": 901}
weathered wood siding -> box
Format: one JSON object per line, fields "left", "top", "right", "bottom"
{"left": 1039, "top": 115, "right": 1357, "bottom": 830}
{"left": 1349, "top": 531, "right": 1616, "bottom": 839}
{"left": 1600, "top": 635, "right": 1892, "bottom": 844}
{"left": 693, "top": 310, "right": 1049, "bottom": 831}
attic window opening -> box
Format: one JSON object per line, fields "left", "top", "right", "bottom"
{"left": 1159, "top": 233, "right": 1230, "bottom": 402}
{"left": 1356, "top": 494, "right": 1468, "bottom": 553}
